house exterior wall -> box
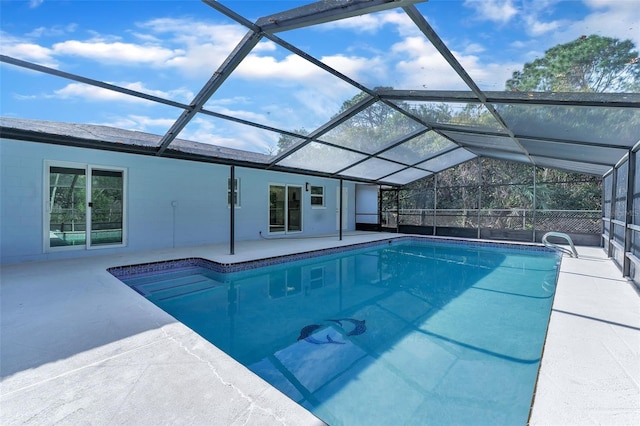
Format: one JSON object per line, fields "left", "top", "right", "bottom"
{"left": 0, "top": 138, "right": 355, "bottom": 264}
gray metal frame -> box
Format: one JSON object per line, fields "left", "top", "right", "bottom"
{"left": 2, "top": 0, "right": 640, "bottom": 187}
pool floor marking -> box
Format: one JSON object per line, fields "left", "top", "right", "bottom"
{"left": 297, "top": 318, "right": 367, "bottom": 345}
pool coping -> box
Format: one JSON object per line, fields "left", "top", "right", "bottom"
{"left": 108, "top": 234, "right": 556, "bottom": 279}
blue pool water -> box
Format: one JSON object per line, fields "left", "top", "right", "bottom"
{"left": 117, "top": 239, "right": 560, "bottom": 425}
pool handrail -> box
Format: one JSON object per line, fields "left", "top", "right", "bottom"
{"left": 542, "top": 232, "right": 578, "bottom": 258}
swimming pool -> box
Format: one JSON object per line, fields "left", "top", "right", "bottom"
{"left": 111, "top": 238, "right": 560, "bottom": 425}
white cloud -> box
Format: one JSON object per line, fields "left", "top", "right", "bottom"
{"left": 52, "top": 82, "right": 193, "bottom": 104}
{"left": 5, "top": 17, "right": 251, "bottom": 79}
{"left": 52, "top": 83, "right": 129, "bottom": 101}
{"left": 253, "top": 39, "right": 278, "bottom": 53}
{"left": 323, "top": 14, "right": 384, "bottom": 33}
{"left": 237, "top": 53, "right": 323, "bottom": 79}
{"left": 136, "top": 18, "right": 250, "bottom": 76}
{"left": 100, "top": 115, "right": 176, "bottom": 133}
{"left": 13, "top": 93, "right": 39, "bottom": 101}
{"left": 291, "top": 81, "right": 355, "bottom": 119}
{"left": 205, "top": 74, "right": 355, "bottom": 133}
{"left": 29, "top": 0, "right": 43, "bottom": 9}
{"left": 323, "top": 54, "right": 386, "bottom": 81}
{"left": 129, "top": 32, "right": 162, "bottom": 44}
{"left": 138, "top": 18, "right": 246, "bottom": 48}
{"left": 207, "top": 96, "right": 252, "bottom": 106}
{"left": 126, "top": 83, "right": 193, "bottom": 103}
{"left": 524, "top": 16, "right": 565, "bottom": 36}
{"left": 163, "top": 42, "right": 230, "bottom": 77}
{"left": 52, "top": 40, "right": 182, "bottom": 65}
{"left": 518, "top": 0, "right": 567, "bottom": 37}
{"left": 463, "top": 43, "right": 486, "bottom": 55}
{"left": 390, "top": 37, "right": 467, "bottom": 90}
{"left": 237, "top": 49, "right": 383, "bottom": 89}
{"left": 204, "top": 104, "right": 270, "bottom": 124}
{"left": 2, "top": 43, "right": 57, "bottom": 67}
{"left": 387, "top": 33, "right": 520, "bottom": 90}
{"left": 27, "top": 24, "right": 77, "bottom": 38}
{"left": 584, "top": 0, "right": 638, "bottom": 10}
{"left": 381, "top": 10, "right": 421, "bottom": 38}
{"left": 516, "top": 0, "right": 639, "bottom": 45}
{"left": 180, "top": 116, "right": 276, "bottom": 153}
{"left": 458, "top": 56, "right": 522, "bottom": 90}
{"left": 315, "top": 9, "right": 420, "bottom": 38}
{"left": 0, "top": 32, "right": 58, "bottom": 67}
{"left": 234, "top": 51, "right": 375, "bottom": 107}
{"left": 464, "top": 0, "right": 518, "bottom": 24}
{"left": 558, "top": 0, "right": 640, "bottom": 49}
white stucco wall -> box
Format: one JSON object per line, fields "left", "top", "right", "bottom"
{"left": 0, "top": 139, "right": 355, "bottom": 264}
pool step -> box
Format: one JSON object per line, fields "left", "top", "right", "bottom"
{"left": 129, "top": 273, "right": 224, "bottom": 300}
{"left": 131, "top": 273, "right": 207, "bottom": 293}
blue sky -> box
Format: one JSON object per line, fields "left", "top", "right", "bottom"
{"left": 1, "top": 0, "right": 638, "bottom": 154}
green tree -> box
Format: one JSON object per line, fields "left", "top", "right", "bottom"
{"left": 536, "top": 168, "right": 601, "bottom": 210}
{"left": 275, "top": 88, "right": 408, "bottom": 155}
{"left": 275, "top": 128, "right": 308, "bottom": 155}
{"left": 506, "top": 35, "right": 640, "bottom": 92}
{"left": 411, "top": 102, "right": 453, "bottom": 124}
{"left": 320, "top": 87, "right": 423, "bottom": 153}
{"left": 335, "top": 87, "right": 393, "bottom": 118}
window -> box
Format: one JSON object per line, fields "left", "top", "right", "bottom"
{"left": 45, "top": 161, "right": 126, "bottom": 251}
{"left": 309, "top": 266, "right": 324, "bottom": 290}
{"left": 269, "top": 269, "right": 302, "bottom": 298}
{"left": 310, "top": 185, "right": 325, "bottom": 207}
{"left": 228, "top": 178, "right": 240, "bottom": 207}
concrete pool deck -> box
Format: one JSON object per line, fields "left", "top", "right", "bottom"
{"left": 1, "top": 232, "right": 638, "bottom": 425}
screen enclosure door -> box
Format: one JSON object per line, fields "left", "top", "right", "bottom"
{"left": 269, "top": 184, "right": 302, "bottom": 234}
{"left": 46, "top": 162, "right": 126, "bottom": 251}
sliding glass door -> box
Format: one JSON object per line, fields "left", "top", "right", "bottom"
{"left": 89, "top": 168, "right": 124, "bottom": 246}
{"left": 46, "top": 162, "right": 126, "bottom": 251}
{"left": 48, "top": 166, "right": 87, "bottom": 247}
{"left": 287, "top": 185, "right": 302, "bottom": 232}
{"left": 269, "top": 184, "right": 302, "bottom": 234}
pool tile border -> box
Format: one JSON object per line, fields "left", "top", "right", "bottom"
{"left": 107, "top": 235, "right": 556, "bottom": 280}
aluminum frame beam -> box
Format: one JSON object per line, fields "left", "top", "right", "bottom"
{"left": 402, "top": 5, "right": 533, "bottom": 164}
{"left": 3, "top": 1, "right": 631, "bottom": 185}
{"left": 256, "top": 0, "right": 427, "bottom": 34}
{"left": 268, "top": 94, "right": 378, "bottom": 166}
{"left": 377, "top": 89, "right": 640, "bottom": 108}
{"left": 156, "top": 30, "right": 263, "bottom": 155}
{"left": 0, "top": 54, "right": 309, "bottom": 152}
{"left": 332, "top": 127, "right": 431, "bottom": 175}
{"left": 0, "top": 55, "right": 188, "bottom": 110}
{"left": 204, "top": 0, "right": 375, "bottom": 98}
{"left": 437, "top": 126, "right": 632, "bottom": 150}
